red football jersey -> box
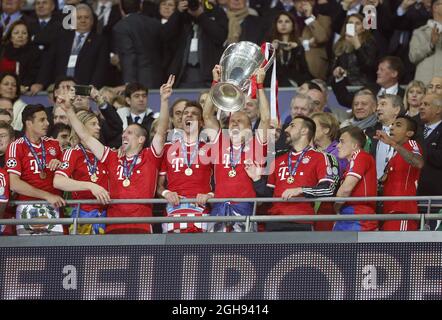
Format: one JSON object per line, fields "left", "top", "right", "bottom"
{"left": 267, "top": 149, "right": 333, "bottom": 220}
{"left": 160, "top": 140, "right": 213, "bottom": 197}
{"left": 101, "top": 146, "right": 163, "bottom": 233}
{"left": 55, "top": 145, "right": 109, "bottom": 212}
{"left": 382, "top": 140, "right": 421, "bottom": 214}
{"left": 342, "top": 150, "right": 377, "bottom": 230}
{"left": 6, "top": 136, "right": 62, "bottom": 200}
{"left": 212, "top": 132, "right": 267, "bottom": 198}
{"left": 0, "top": 167, "right": 9, "bottom": 204}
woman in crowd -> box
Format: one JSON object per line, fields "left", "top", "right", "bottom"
{"left": 403, "top": 80, "right": 426, "bottom": 118}
{"left": 267, "top": 12, "right": 312, "bottom": 87}
{"left": 0, "top": 20, "right": 41, "bottom": 91}
{"left": 0, "top": 72, "right": 26, "bottom": 132}
{"left": 331, "top": 14, "right": 377, "bottom": 86}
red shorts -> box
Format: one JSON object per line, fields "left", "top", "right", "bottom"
{"left": 381, "top": 212, "right": 418, "bottom": 231}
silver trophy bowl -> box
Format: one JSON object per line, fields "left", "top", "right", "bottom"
{"left": 210, "top": 41, "right": 275, "bottom": 113}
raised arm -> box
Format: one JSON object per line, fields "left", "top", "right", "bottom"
{"left": 152, "top": 75, "right": 175, "bottom": 155}
{"left": 57, "top": 90, "right": 106, "bottom": 160}
{"left": 202, "top": 65, "right": 221, "bottom": 142}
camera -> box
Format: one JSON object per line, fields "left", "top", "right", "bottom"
{"left": 188, "top": 0, "right": 200, "bottom": 11}
{"left": 74, "top": 85, "right": 92, "bottom": 96}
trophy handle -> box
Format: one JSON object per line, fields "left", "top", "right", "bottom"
{"left": 261, "top": 43, "right": 276, "bottom": 72}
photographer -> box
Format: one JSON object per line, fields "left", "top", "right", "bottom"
{"left": 409, "top": 0, "right": 442, "bottom": 84}
{"left": 165, "top": 0, "right": 228, "bottom": 88}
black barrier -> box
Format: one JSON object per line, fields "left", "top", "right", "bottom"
{"left": 1, "top": 233, "right": 442, "bottom": 300}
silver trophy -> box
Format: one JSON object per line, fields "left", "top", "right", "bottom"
{"left": 210, "top": 41, "right": 275, "bottom": 112}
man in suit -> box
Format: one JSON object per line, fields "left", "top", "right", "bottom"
{"left": 0, "top": 0, "right": 34, "bottom": 37}
{"left": 93, "top": 0, "right": 122, "bottom": 37}
{"left": 113, "top": 0, "right": 165, "bottom": 89}
{"left": 167, "top": 0, "right": 227, "bottom": 88}
{"left": 417, "top": 93, "right": 442, "bottom": 229}
{"left": 332, "top": 56, "right": 405, "bottom": 109}
{"left": 33, "top": 3, "right": 109, "bottom": 90}
{"left": 97, "top": 82, "right": 156, "bottom": 148}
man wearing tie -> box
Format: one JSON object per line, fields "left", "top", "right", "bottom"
{"left": 417, "top": 93, "right": 442, "bottom": 229}
{"left": 34, "top": 3, "right": 109, "bottom": 90}
{"left": 97, "top": 82, "right": 156, "bottom": 147}
{"left": 0, "top": 0, "right": 34, "bottom": 37}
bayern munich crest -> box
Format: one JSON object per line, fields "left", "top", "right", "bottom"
{"left": 48, "top": 147, "right": 57, "bottom": 156}
{"left": 302, "top": 157, "right": 310, "bottom": 164}
{"left": 6, "top": 158, "right": 17, "bottom": 168}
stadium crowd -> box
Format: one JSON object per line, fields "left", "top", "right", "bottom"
{"left": 0, "top": 0, "right": 441, "bottom": 235}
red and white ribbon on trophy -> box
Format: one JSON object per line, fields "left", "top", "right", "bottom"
{"left": 248, "top": 42, "right": 280, "bottom": 126}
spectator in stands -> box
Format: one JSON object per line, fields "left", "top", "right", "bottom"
{"left": 157, "top": 100, "right": 214, "bottom": 233}
{"left": 54, "top": 111, "right": 110, "bottom": 234}
{"left": 159, "top": 0, "right": 176, "bottom": 23}
{"left": 113, "top": 0, "right": 164, "bottom": 89}
{"left": 93, "top": 0, "right": 122, "bottom": 36}
{"left": 0, "top": 72, "right": 26, "bottom": 132}
{"left": 374, "top": 115, "right": 424, "bottom": 231}
{"left": 409, "top": 0, "right": 442, "bottom": 84}
{"left": 34, "top": 4, "right": 109, "bottom": 91}
{"left": 340, "top": 89, "right": 378, "bottom": 130}
{"left": 170, "top": 98, "right": 188, "bottom": 130}
{"left": 0, "top": 0, "right": 34, "bottom": 37}
{"left": 243, "top": 96, "right": 261, "bottom": 133}
{"left": 334, "top": 126, "right": 378, "bottom": 231}
{"left": 166, "top": 0, "right": 227, "bottom": 88}
{"left": 300, "top": 80, "right": 327, "bottom": 112}
{"left": 246, "top": 115, "right": 336, "bottom": 231}
{"left": 366, "top": 94, "right": 405, "bottom": 180}
{"left": 389, "top": 0, "right": 431, "bottom": 84}
{"left": 331, "top": 14, "right": 377, "bottom": 86}
{"left": 266, "top": 12, "right": 312, "bottom": 87}
{"left": 58, "top": 75, "right": 174, "bottom": 234}
{"left": 0, "top": 97, "right": 13, "bottom": 116}
{"left": 417, "top": 93, "right": 442, "bottom": 229}
{"left": 96, "top": 82, "right": 156, "bottom": 148}
{"left": 293, "top": 0, "right": 331, "bottom": 80}
{"left": 0, "top": 109, "right": 12, "bottom": 125}
{"left": 404, "top": 80, "right": 426, "bottom": 117}
{"left": 290, "top": 93, "right": 315, "bottom": 119}
{"left": 203, "top": 66, "right": 269, "bottom": 232}
{"left": 332, "top": 0, "right": 392, "bottom": 58}
{"left": 28, "top": 0, "right": 62, "bottom": 59}
{"left": 225, "top": 0, "right": 266, "bottom": 46}
{"left": 6, "top": 104, "right": 65, "bottom": 235}
{"left": 427, "top": 76, "right": 442, "bottom": 94}
{"left": 332, "top": 56, "right": 405, "bottom": 109}
{"left": 0, "top": 21, "right": 41, "bottom": 90}
{"left": 50, "top": 122, "right": 71, "bottom": 150}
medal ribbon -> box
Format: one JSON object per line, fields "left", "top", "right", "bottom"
{"left": 229, "top": 141, "right": 244, "bottom": 170}
{"left": 287, "top": 146, "right": 310, "bottom": 178}
{"left": 78, "top": 144, "right": 98, "bottom": 176}
{"left": 123, "top": 154, "right": 139, "bottom": 180}
{"left": 181, "top": 140, "right": 199, "bottom": 169}
{"left": 24, "top": 136, "right": 46, "bottom": 172}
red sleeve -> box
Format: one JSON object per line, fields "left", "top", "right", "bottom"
{"left": 5, "top": 141, "right": 22, "bottom": 176}
{"left": 159, "top": 145, "right": 170, "bottom": 175}
{"left": 408, "top": 140, "right": 422, "bottom": 155}
{"left": 55, "top": 148, "right": 77, "bottom": 178}
{"left": 267, "top": 159, "right": 276, "bottom": 188}
{"left": 347, "top": 152, "right": 368, "bottom": 180}
{"left": 54, "top": 140, "right": 63, "bottom": 160}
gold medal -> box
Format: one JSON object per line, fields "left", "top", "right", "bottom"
{"left": 90, "top": 173, "right": 98, "bottom": 182}
{"left": 287, "top": 176, "right": 294, "bottom": 184}
{"left": 185, "top": 168, "right": 193, "bottom": 176}
{"left": 123, "top": 179, "right": 131, "bottom": 187}
{"left": 39, "top": 172, "right": 47, "bottom": 179}
{"left": 228, "top": 169, "right": 236, "bottom": 178}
